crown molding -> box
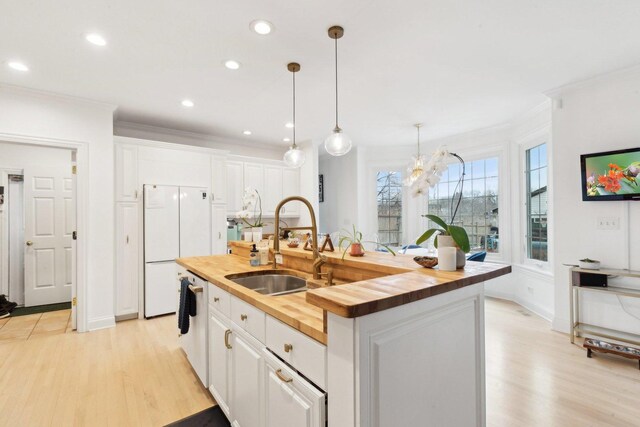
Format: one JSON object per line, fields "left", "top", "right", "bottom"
{"left": 544, "top": 63, "right": 640, "bottom": 99}
{"left": 0, "top": 83, "right": 118, "bottom": 111}
{"left": 113, "top": 120, "right": 285, "bottom": 151}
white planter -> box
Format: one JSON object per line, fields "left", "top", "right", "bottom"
{"left": 244, "top": 230, "right": 253, "bottom": 242}
{"left": 252, "top": 227, "right": 263, "bottom": 242}
{"left": 438, "top": 247, "right": 457, "bottom": 271}
{"left": 437, "top": 235, "right": 466, "bottom": 268}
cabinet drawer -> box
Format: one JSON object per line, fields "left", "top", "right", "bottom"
{"left": 208, "top": 283, "right": 231, "bottom": 318}
{"left": 266, "top": 316, "right": 327, "bottom": 390}
{"left": 231, "top": 295, "right": 266, "bottom": 343}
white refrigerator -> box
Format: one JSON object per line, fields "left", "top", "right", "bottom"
{"left": 144, "top": 185, "right": 210, "bottom": 317}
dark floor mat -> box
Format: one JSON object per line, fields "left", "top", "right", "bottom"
{"left": 166, "top": 406, "right": 231, "bottom": 427}
{"left": 10, "top": 302, "right": 71, "bottom": 317}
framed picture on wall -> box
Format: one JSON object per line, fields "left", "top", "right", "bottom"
{"left": 319, "top": 174, "right": 324, "bottom": 202}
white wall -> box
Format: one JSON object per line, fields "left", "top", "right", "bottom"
{"left": 0, "top": 85, "right": 116, "bottom": 331}
{"left": 0, "top": 143, "right": 72, "bottom": 303}
{"left": 318, "top": 148, "right": 360, "bottom": 235}
{"left": 550, "top": 68, "right": 640, "bottom": 333}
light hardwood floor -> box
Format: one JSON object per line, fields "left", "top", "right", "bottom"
{"left": 0, "top": 299, "right": 638, "bottom": 426}
{"left": 486, "top": 298, "right": 640, "bottom": 427}
{"left": 0, "top": 309, "right": 72, "bottom": 343}
{"left": 0, "top": 314, "right": 214, "bottom": 427}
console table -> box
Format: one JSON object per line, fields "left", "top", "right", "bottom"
{"left": 570, "top": 267, "right": 640, "bottom": 346}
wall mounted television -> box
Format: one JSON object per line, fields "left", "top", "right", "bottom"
{"left": 581, "top": 147, "right": 640, "bottom": 201}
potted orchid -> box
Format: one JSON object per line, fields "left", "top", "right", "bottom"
{"left": 236, "top": 187, "right": 265, "bottom": 242}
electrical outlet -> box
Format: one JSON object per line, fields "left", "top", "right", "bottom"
{"left": 597, "top": 216, "right": 619, "bottom": 230}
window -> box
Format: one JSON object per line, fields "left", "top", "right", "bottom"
{"left": 525, "top": 143, "right": 548, "bottom": 261}
{"left": 377, "top": 171, "right": 402, "bottom": 246}
{"left": 428, "top": 157, "right": 499, "bottom": 253}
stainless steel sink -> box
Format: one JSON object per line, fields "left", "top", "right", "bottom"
{"left": 226, "top": 270, "right": 307, "bottom": 296}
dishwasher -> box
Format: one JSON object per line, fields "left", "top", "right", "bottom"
{"left": 177, "top": 270, "right": 209, "bottom": 387}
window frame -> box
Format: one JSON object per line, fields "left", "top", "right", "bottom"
{"left": 520, "top": 135, "right": 552, "bottom": 270}
{"left": 376, "top": 171, "right": 404, "bottom": 247}
{"left": 425, "top": 145, "right": 509, "bottom": 264}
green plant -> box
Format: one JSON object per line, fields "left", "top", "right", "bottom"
{"left": 416, "top": 214, "right": 471, "bottom": 253}
{"left": 338, "top": 225, "right": 396, "bottom": 259}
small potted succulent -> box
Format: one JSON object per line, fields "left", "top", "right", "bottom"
{"left": 339, "top": 225, "right": 396, "bottom": 259}
{"left": 417, "top": 214, "right": 470, "bottom": 268}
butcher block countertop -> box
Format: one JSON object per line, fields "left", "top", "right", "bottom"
{"left": 176, "top": 254, "right": 327, "bottom": 344}
{"left": 179, "top": 243, "right": 511, "bottom": 343}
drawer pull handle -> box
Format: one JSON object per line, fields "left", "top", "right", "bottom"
{"left": 224, "top": 329, "right": 232, "bottom": 349}
{"left": 275, "top": 369, "right": 293, "bottom": 383}
{"left": 214, "top": 297, "right": 220, "bottom": 302}
{"left": 284, "top": 343, "right": 293, "bottom": 353}
{"left": 240, "top": 314, "right": 248, "bottom": 321}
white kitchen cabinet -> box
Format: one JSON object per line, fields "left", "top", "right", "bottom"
{"left": 209, "top": 308, "right": 232, "bottom": 417}
{"left": 230, "top": 328, "right": 265, "bottom": 427}
{"left": 263, "top": 350, "right": 325, "bottom": 427}
{"left": 281, "top": 168, "right": 301, "bottom": 217}
{"left": 263, "top": 166, "right": 283, "bottom": 217}
{"left": 243, "top": 162, "right": 265, "bottom": 203}
{"left": 227, "top": 161, "right": 244, "bottom": 216}
{"left": 211, "top": 204, "right": 228, "bottom": 255}
{"left": 211, "top": 155, "right": 227, "bottom": 204}
{"left": 115, "top": 144, "right": 139, "bottom": 202}
{"left": 115, "top": 202, "right": 139, "bottom": 316}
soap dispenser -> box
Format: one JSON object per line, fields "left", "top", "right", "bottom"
{"left": 250, "top": 244, "right": 260, "bottom": 267}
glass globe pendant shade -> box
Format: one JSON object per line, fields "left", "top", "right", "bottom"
{"left": 283, "top": 145, "right": 306, "bottom": 168}
{"left": 324, "top": 128, "right": 352, "bottom": 156}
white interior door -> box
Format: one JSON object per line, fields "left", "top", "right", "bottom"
{"left": 23, "top": 165, "right": 73, "bottom": 307}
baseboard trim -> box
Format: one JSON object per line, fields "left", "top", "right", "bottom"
{"left": 115, "top": 312, "right": 138, "bottom": 322}
{"left": 88, "top": 315, "right": 116, "bottom": 331}
{"left": 515, "top": 297, "right": 553, "bottom": 322}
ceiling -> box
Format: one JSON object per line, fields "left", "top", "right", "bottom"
{"left": 2, "top": 1, "right": 640, "bottom": 149}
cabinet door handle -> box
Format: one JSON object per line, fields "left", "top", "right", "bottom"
{"left": 224, "top": 329, "right": 232, "bottom": 349}
{"left": 284, "top": 343, "right": 293, "bottom": 353}
{"left": 240, "top": 314, "right": 248, "bottom": 321}
{"left": 126, "top": 235, "right": 129, "bottom": 244}
{"left": 135, "top": 190, "right": 138, "bottom": 199}
{"left": 275, "top": 369, "right": 293, "bottom": 383}
{"left": 218, "top": 232, "right": 222, "bottom": 239}
{"left": 214, "top": 297, "right": 220, "bottom": 302}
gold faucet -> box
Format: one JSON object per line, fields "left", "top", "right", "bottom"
{"left": 273, "top": 196, "right": 332, "bottom": 283}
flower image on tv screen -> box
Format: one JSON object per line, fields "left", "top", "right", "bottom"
{"left": 581, "top": 147, "right": 640, "bottom": 201}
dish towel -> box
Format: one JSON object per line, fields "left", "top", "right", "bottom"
{"left": 178, "top": 277, "right": 197, "bottom": 335}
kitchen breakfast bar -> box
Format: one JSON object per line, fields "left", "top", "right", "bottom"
{"left": 177, "top": 241, "right": 511, "bottom": 427}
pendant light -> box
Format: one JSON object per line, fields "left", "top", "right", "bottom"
{"left": 324, "top": 26, "right": 352, "bottom": 156}
{"left": 283, "top": 62, "right": 306, "bottom": 168}
{"left": 404, "top": 124, "right": 426, "bottom": 186}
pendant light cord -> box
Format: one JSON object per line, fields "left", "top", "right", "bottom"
{"left": 292, "top": 70, "right": 296, "bottom": 148}
{"left": 334, "top": 37, "right": 339, "bottom": 129}
{"left": 417, "top": 126, "right": 420, "bottom": 156}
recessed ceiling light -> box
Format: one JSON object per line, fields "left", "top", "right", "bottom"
{"left": 243, "top": 130, "right": 252, "bottom": 135}
{"left": 251, "top": 20, "right": 273, "bottom": 35}
{"left": 285, "top": 122, "right": 294, "bottom": 128}
{"left": 85, "top": 33, "right": 107, "bottom": 46}
{"left": 7, "top": 61, "right": 29, "bottom": 72}
{"left": 283, "top": 138, "right": 291, "bottom": 142}
{"left": 224, "top": 60, "right": 241, "bottom": 70}
{"left": 181, "top": 99, "right": 194, "bottom": 107}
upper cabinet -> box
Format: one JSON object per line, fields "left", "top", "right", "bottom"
{"left": 281, "top": 168, "right": 301, "bottom": 217}
{"left": 115, "top": 144, "right": 139, "bottom": 202}
{"left": 226, "top": 159, "right": 301, "bottom": 218}
{"left": 243, "top": 162, "right": 265, "bottom": 200}
{"left": 263, "top": 166, "right": 283, "bottom": 217}
{"left": 211, "top": 155, "right": 228, "bottom": 204}
{"left": 226, "top": 161, "right": 244, "bottom": 215}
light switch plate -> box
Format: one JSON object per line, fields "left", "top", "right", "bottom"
{"left": 597, "top": 216, "right": 619, "bottom": 230}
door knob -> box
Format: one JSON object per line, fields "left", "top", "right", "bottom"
{"left": 26, "top": 241, "right": 33, "bottom": 246}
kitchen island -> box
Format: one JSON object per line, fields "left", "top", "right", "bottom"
{"left": 177, "top": 241, "right": 511, "bottom": 427}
